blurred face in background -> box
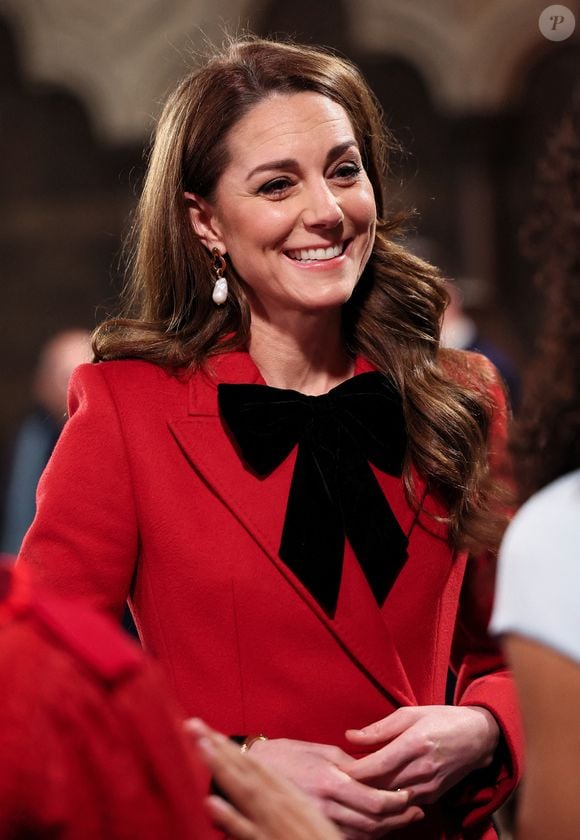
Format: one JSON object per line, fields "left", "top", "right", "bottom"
{"left": 34, "top": 330, "right": 92, "bottom": 421}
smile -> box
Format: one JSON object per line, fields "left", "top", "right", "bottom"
{"left": 285, "top": 241, "right": 347, "bottom": 262}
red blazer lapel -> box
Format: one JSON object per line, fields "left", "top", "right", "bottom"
{"left": 169, "top": 351, "right": 417, "bottom": 708}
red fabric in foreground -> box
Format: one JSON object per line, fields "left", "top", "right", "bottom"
{"left": 0, "top": 564, "right": 212, "bottom": 839}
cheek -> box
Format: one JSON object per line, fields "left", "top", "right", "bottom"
{"left": 355, "top": 200, "right": 376, "bottom": 262}
{"left": 226, "top": 207, "right": 292, "bottom": 253}
{"left": 347, "top": 182, "right": 377, "bottom": 234}
{"left": 361, "top": 185, "right": 378, "bottom": 228}
{"left": 354, "top": 189, "right": 376, "bottom": 268}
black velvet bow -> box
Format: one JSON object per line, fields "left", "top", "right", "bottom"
{"left": 218, "top": 372, "right": 408, "bottom": 617}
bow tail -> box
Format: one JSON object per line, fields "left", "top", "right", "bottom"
{"left": 341, "top": 457, "right": 408, "bottom": 606}
{"left": 279, "top": 444, "right": 344, "bottom": 617}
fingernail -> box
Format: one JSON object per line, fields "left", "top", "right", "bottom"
{"left": 184, "top": 717, "right": 207, "bottom": 736}
{"left": 196, "top": 735, "right": 216, "bottom": 759}
{"left": 205, "top": 795, "right": 229, "bottom": 819}
{"left": 206, "top": 794, "right": 226, "bottom": 811}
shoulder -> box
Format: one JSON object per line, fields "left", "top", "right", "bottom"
{"left": 491, "top": 469, "right": 580, "bottom": 661}
{"left": 0, "top": 567, "right": 143, "bottom": 683}
{"left": 438, "top": 348, "right": 505, "bottom": 395}
{"left": 439, "top": 349, "right": 510, "bottom": 433}
{"left": 29, "top": 590, "right": 144, "bottom": 682}
{"left": 501, "top": 470, "right": 580, "bottom": 562}
{"left": 68, "top": 360, "right": 191, "bottom": 415}
{"left": 71, "top": 359, "right": 179, "bottom": 390}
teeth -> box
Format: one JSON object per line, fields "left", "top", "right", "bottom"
{"left": 286, "top": 243, "right": 343, "bottom": 262}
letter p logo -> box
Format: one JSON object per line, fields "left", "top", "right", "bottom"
{"left": 539, "top": 5, "right": 576, "bottom": 41}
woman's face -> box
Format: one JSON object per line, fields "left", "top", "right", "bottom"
{"left": 189, "top": 92, "right": 377, "bottom": 318}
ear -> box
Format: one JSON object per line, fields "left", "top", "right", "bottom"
{"left": 184, "top": 192, "right": 226, "bottom": 253}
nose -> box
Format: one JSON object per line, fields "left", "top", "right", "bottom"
{"left": 301, "top": 181, "right": 344, "bottom": 229}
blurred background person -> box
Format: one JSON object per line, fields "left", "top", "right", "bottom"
{"left": 0, "top": 554, "right": 213, "bottom": 839}
{"left": 1, "top": 329, "right": 92, "bottom": 555}
{"left": 440, "top": 279, "right": 521, "bottom": 410}
{"left": 490, "top": 101, "right": 580, "bottom": 840}
{"left": 1, "top": 554, "right": 342, "bottom": 839}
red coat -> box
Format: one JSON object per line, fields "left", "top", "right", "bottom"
{"left": 18, "top": 350, "right": 523, "bottom": 839}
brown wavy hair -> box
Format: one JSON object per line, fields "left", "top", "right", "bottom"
{"left": 93, "top": 36, "right": 507, "bottom": 552}
{"left": 511, "top": 102, "right": 580, "bottom": 502}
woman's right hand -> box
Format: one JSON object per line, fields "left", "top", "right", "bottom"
{"left": 248, "top": 737, "right": 424, "bottom": 839}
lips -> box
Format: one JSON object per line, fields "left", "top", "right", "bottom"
{"left": 285, "top": 241, "right": 347, "bottom": 262}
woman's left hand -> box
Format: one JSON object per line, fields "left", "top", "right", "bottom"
{"left": 344, "top": 705, "right": 500, "bottom": 805}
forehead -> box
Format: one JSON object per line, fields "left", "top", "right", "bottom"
{"left": 223, "top": 92, "right": 357, "bottom": 169}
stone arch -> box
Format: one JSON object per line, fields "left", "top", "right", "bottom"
{"left": 3, "top": 0, "right": 578, "bottom": 139}
{"left": 0, "top": 0, "right": 255, "bottom": 141}
{"left": 350, "top": 0, "right": 580, "bottom": 112}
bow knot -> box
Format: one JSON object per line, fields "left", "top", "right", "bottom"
{"left": 218, "top": 372, "right": 408, "bottom": 617}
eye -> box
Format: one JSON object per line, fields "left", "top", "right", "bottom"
{"left": 258, "top": 177, "right": 294, "bottom": 197}
{"left": 333, "top": 161, "right": 362, "bottom": 180}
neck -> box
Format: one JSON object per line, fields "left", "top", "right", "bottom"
{"left": 248, "top": 309, "right": 354, "bottom": 395}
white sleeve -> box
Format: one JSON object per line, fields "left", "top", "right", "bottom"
{"left": 490, "top": 470, "right": 580, "bottom": 664}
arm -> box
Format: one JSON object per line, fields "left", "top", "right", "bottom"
{"left": 505, "top": 636, "right": 580, "bottom": 840}
{"left": 16, "top": 363, "right": 138, "bottom": 619}
{"left": 440, "top": 547, "right": 524, "bottom": 827}
{"left": 439, "top": 357, "right": 523, "bottom": 823}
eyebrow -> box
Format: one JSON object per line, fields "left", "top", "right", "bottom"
{"left": 246, "top": 140, "right": 359, "bottom": 180}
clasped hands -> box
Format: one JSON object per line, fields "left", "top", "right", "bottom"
{"left": 188, "top": 705, "right": 500, "bottom": 839}
{"left": 244, "top": 705, "right": 500, "bottom": 839}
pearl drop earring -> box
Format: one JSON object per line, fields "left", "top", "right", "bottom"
{"left": 211, "top": 247, "right": 228, "bottom": 305}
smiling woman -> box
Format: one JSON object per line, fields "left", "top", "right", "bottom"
{"left": 17, "top": 36, "right": 523, "bottom": 840}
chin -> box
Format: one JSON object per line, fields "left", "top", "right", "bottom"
{"left": 296, "top": 295, "right": 354, "bottom": 314}
{"left": 311, "top": 280, "right": 358, "bottom": 306}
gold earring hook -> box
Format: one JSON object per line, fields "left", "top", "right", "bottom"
{"left": 211, "top": 247, "right": 226, "bottom": 278}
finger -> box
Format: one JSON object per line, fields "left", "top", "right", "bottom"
{"left": 183, "top": 716, "right": 207, "bottom": 735}
{"left": 186, "top": 718, "right": 230, "bottom": 763}
{"left": 326, "top": 800, "right": 425, "bottom": 836}
{"left": 346, "top": 736, "right": 419, "bottom": 783}
{"left": 193, "top": 728, "right": 267, "bottom": 804}
{"left": 378, "top": 759, "right": 444, "bottom": 794}
{"left": 389, "top": 767, "right": 468, "bottom": 806}
{"left": 189, "top": 722, "right": 260, "bottom": 785}
{"left": 345, "top": 709, "right": 413, "bottom": 745}
{"left": 184, "top": 716, "right": 224, "bottom": 739}
{"left": 327, "top": 771, "right": 412, "bottom": 817}
{"left": 205, "top": 795, "right": 260, "bottom": 840}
